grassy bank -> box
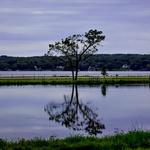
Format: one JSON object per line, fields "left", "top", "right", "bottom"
{"left": 0, "top": 131, "right": 150, "bottom": 150}
{"left": 0, "top": 76, "right": 150, "bottom": 85}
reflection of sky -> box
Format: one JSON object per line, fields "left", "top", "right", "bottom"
{"left": 0, "top": 0, "right": 150, "bottom": 56}
{"left": 0, "top": 85, "right": 150, "bottom": 139}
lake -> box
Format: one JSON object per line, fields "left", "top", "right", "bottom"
{"left": 0, "top": 84, "right": 150, "bottom": 139}
{"left": 0, "top": 71, "right": 150, "bottom": 77}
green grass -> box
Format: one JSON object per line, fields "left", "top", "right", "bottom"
{"left": 0, "top": 76, "right": 150, "bottom": 85}
{"left": 0, "top": 131, "right": 150, "bottom": 150}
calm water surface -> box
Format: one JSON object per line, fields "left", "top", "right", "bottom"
{"left": 0, "top": 85, "right": 150, "bottom": 139}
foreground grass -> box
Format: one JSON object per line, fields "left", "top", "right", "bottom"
{"left": 0, "top": 131, "right": 150, "bottom": 150}
{"left": 0, "top": 76, "right": 150, "bottom": 85}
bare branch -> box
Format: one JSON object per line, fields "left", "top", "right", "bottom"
{"left": 48, "top": 29, "right": 105, "bottom": 80}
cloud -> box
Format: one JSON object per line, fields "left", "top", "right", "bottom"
{"left": 0, "top": 0, "right": 150, "bottom": 56}
{"left": 0, "top": 8, "right": 78, "bottom": 16}
{"left": 0, "top": 41, "right": 49, "bottom": 56}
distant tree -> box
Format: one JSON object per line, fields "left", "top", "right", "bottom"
{"left": 48, "top": 29, "right": 105, "bottom": 81}
{"left": 101, "top": 66, "right": 107, "bottom": 77}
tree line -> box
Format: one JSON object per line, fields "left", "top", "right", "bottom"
{"left": 0, "top": 54, "right": 150, "bottom": 71}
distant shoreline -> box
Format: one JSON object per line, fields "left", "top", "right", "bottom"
{"left": 1, "top": 54, "right": 150, "bottom": 71}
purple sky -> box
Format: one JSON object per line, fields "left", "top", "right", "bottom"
{"left": 0, "top": 0, "right": 150, "bottom": 56}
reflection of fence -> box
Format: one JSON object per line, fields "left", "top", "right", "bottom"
{"left": 0, "top": 74, "right": 50, "bottom": 78}
{"left": 0, "top": 73, "right": 150, "bottom": 78}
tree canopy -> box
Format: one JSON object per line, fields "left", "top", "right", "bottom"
{"left": 48, "top": 29, "right": 105, "bottom": 80}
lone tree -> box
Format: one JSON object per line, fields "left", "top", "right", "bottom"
{"left": 48, "top": 29, "right": 105, "bottom": 81}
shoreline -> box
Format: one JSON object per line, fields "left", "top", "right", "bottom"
{"left": 0, "top": 76, "right": 150, "bottom": 85}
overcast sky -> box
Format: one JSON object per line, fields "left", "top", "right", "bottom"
{"left": 0, "top": 0, "right": 150, "bottom": 56}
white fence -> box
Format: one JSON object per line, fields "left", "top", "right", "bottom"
{"left": 0, "top": 71, "right": 150, "bottom": 77}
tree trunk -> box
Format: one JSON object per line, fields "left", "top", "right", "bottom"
{"left": 75, "top": 69, "right": 78, "bottom": 81}
{"left": 75, "top": 56, "right": 79, "bottom": 81}
{"left": 72, "top": 70, "right": 75, "bottom": 81}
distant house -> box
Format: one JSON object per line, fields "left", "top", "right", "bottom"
{"left": 88, "top": 66, "right": 96, "bottom": 71}
{"left": 122, "top": 64, "right": 130, "bottom": 70}
{"left": 34, "top": 65, "right": 42, "bottom": 71}
{"left": 34, "top": 65, "right": 38, "bottom": 71}
{"left": 56, "top": 66, "right": 64, "bottom": 71}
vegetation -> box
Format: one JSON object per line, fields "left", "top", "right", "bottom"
{"left": 1, "top": 54, "right": 150, "bottom": 71}
{"left": 0, "top": 131, "right": 150, "bottom": 150}
{"left": 48, "top": 29, "right": 105, "bottom": 80}
{"left": 0, "top": 76, "right": 150, "bottom": 85}
{"left": 101, "top": 66, "right": 107, "bottom": 77}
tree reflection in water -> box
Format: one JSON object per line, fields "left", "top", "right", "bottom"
{"left": 101, "top": 84, "right": 107, "bottom": 96}
{"left": 44, "top": 84, "right": 105, "bottom": 135}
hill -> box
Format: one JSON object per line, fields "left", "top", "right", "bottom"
{"left": 0, "top": 54, "right": 150, "bottom": 71}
